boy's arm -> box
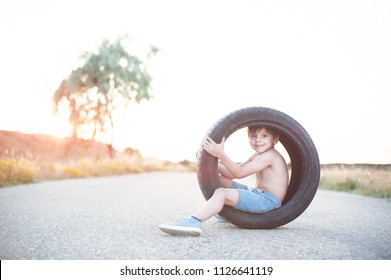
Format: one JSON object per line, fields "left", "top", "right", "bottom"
{"left": 239, "top": 153, "right": 258, "bottom": 166}
{"left": 218, "top": 151, "right": 274, "bottom": 179}
{"left": 220, "top": 153, "right": 257, "bottom": 177}
{"left": 204, "top": 137, "right": 273, "bottom": 179}
{"left": 219, "top": 152, "right": 256, "bottom": 179}
{"left": 218, "top": 162, "right": 235, "bottom": 179}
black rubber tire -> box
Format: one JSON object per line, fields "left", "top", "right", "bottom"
{"left": 196, "top": 107, "right": 320, "bottom": 229}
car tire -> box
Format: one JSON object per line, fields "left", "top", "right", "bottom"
{"left": 196, "top": 107, "right": 320, "bottom": 229}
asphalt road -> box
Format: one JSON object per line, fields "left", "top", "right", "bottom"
{"left": 0, "top": 172, "right": 390, "bottom": 260}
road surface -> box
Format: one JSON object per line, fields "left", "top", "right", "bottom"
{"left": 0, "top": 172, "right": 390, "bottom": 259}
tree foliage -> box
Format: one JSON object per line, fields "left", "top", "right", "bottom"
{"left": 53, "top": 37, "right": 158, "bottom": 145}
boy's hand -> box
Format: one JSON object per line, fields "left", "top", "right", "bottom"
{"left": 203, "top": 137, "right": 226, "bottom": 158}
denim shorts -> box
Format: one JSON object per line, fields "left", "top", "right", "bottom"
{"left": 231, "top": 181, "right": 281, "bottom": 213}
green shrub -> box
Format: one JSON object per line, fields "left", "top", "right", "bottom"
{"left": 331, "top": 179, "right": 358, "bottom": 192}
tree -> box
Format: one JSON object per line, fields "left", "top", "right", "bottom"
{"left": 53, "top": 37, "right": 158, "bottom": 155}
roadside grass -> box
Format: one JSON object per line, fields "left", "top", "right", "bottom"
{"left": 319, "top": 164, "right": 391, "bottom": 198}
{"left": 0, "top": 157, "right": 35, "bottom": 186}
{"left": 0, "top": 156, "right": 195, "bottom": 187}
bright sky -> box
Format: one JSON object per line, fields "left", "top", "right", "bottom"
{"left": 0, "top": 0, "right": 390, "bottom": 164}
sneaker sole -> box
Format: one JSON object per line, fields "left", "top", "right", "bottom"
{"left": 159, "top": 225, "right": 202, "bottom": 236}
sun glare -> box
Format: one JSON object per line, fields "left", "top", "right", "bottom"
{"left": 50, "top": 103, "right": 72, "bottom": 138}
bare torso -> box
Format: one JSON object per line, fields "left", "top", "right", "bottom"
{"left": 254, "top": 151, "right": 289, "bottom": 201}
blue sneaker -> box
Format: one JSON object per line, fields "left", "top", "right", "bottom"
{"left": 159, "top": 216, "right": 202, "bottom": 236}
{"left": 214, "top": 214, "right": 226, "bottom": 222}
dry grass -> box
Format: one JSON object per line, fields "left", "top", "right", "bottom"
{"left": 0, "top": 130, "right": 195, "bottom": 187}
{"left": 0, "top": 156, "right": 195, "bottom": 187}
{"left": 320, "top": 164, "right": 391, "bottom": 198}
{"left": 0, "top": 157, "right": 35, "bottom": 186}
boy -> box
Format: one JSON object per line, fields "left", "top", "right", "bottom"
{"left": 159, "top": 126, "right": 289, "bottom": 236}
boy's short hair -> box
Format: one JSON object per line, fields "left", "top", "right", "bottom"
{"left": 247, "top": 126, "right": 279, "bottom": 138}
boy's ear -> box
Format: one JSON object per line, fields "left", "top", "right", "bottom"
{"left": 273, "top": 135, "right": 280, "bottom": 145}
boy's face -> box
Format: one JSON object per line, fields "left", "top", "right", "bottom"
{"left": 248, "top": 127, "right": 279, "bottom": 154}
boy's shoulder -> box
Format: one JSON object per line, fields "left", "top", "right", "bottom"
{"left": 249, "top": 149, "right": 284, "bottom": 167}
{"left": 258, "top": 148, "right": 284, "bottom": 164}
{"left": 261, "top": 148, "right": 280, "bottom": 157}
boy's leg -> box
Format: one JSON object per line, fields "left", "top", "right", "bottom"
{"left": 159, "top": 188, "right": 239, "bottom": 236}
{"left": 216, "top": 176, "right": 241, "bottom": 221}
{"left": 219, "top": 175, "right": 233, "bottom": 188}
{"left": 193, "top": 188, "right": 239, "bottom": 222}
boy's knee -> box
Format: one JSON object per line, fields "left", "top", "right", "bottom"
{"left": 214, "top": 188, "right": 238, "bottom": 206}
{"left": 214, "top": 188, "right": 223, "bottom": 194}
{"left": 213, "top": 188, "right": 226, "bottom": 197}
